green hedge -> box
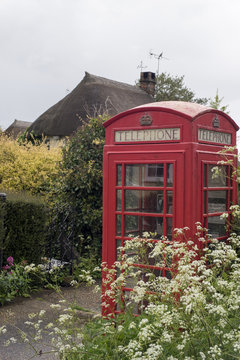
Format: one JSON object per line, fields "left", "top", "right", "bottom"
{"left": 2, "top": 192, "right": 48, "bottom": 264}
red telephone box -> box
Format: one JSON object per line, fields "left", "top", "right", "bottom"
{"left": 102, "top": 101, "right": 238, "bottom": 315}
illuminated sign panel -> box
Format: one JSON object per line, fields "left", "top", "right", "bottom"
{"left": 115, "top": 128, "right": 181, "bottom": 143}
{"left": 198, "top": 128, "right": 232, "bottom": 145}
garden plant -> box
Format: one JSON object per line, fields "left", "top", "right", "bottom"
{"left": 0, "top": 133, "right": 62, "bottom": 195}
{"left": 47, "top": 115, "right": 106, "bottom": 264}
{"left": 0, "top": 256, "right": 69, "bottom": 305}
{"left": 1, "top": 220, "right": 240, "bottom": 360}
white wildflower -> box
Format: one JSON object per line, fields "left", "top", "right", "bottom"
{"left": 45, "top": 323, "right": 54, "bottom": 329}
{"left": 9, "top": 337, "right": 17, "bottom": 343}
{"left": 129, "top": 322, "right": 136, "bottom": 329}
{"left": 28, "top": 313, "right": 37, "bottom": 319}
{"left": 70, "top": 280, "right": 78, "bottom": 287}
{"left": 0, "top": 326, "right": 7, "bottom": 334}
{"left": 58, "top": 314, "right": 73, "bottom": 324}
{"left": 50, "top": 304, "right": 61, "bottom": 309}
{"left": 39, "top": 310, "right": 46, "bottom": 317}
{"left": 220, "top": 212, "right": 229, "bottom": 220}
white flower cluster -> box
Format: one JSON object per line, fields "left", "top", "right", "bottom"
{"left": 78, "top": 269, "right": 96, "bottom": 285}
{"left": 101, "top": 230, "right": 240, "bottom": 359}
{"left": 24, "top": 263, "right": 36, "bottom": 273}
{"left": 4, "top": 223, "right": 240, "bottom": 359}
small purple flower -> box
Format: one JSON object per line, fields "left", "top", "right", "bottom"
{"left": 2, "top": 265, "right": 10, "bottom": 270}
{"left": 7, "top": 256, "right": 14, "bottom": 266}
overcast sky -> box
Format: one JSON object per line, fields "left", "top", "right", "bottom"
{"left": 1, "top": 0, "right": 240, "bottom": 131}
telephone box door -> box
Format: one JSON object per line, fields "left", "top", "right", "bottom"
{"left": 103, "top": 151, "right": 185, "bottom": 272}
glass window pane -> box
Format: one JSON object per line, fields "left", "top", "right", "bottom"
{"left": 116, "top": 215, "right": 122, "bottom": 235}
{"left": 156, "top": 192, "right": 164, "bottom": 213}
{"left": 142, "top": 216, "right": 163, "bottom": 238}
{"left": 124, "top": 246, "right": 139, "bottom": 265}
{"left": 123, "top": 291, "right": 140, "bottom": 314}
{"left": 208, "top": 190, "right": 227, "bottom": 213}
{"left": 125, "top": 215, "right": 139, "bottom": 236}
{"left": 126, "top": 268, "right": 166, "bottom": 289}
{"left": 116, "top": 239, "right": 122, "bottom": 261}
{"left": 208, "top": 216, "right": 226, "bottom": 238}
{"left": 116, "top": 190, "right": 122, "bottom": 211}
{"left": 117, "top": 165, "right": 122, "bottom": 186}
{"left": 167, "top": 164, "right": 173, "bottom": 186}
{"left": 125, "top": 164, "right": 166, "bottom": 187}
{"left": 125, "top": 190, "right": 164, "bottom": 213}
{"left": 167, "top": 191, "right": 173, "bottom": 214}
{"left": 167, "top": 218, "right": 173, "bottom": 240}
{"left": 229, "top": 167, "right": 233, "bottom": 187}
{"left": 125, "top": 190, "right": 140, "bottom": 211}
{"left": 124, "top": 215, "right": 163, "bottom": 239}
{"left": 208, "top": 165, "right": 227, "bottom": 187}
{"left": 203, "top": 217, "right": 208, "bottom": 229}
{"left": 125, "top": 273, "right": 138, "bottom": 289}
{"left": 125, "top": 165, "right": 142, "bottom": 186}
{"left": 143, "top": 164, "right": 164, "bottom": 187}
{"left": 204, "top": 191, "right": 207, "bottom": 214}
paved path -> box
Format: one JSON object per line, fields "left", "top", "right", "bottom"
{"left": 0, "top": 282, "right": 102, "bottom": 360}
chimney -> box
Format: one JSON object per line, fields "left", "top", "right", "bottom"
{"left": 139, "top": 72, "right": 156, "bottom": 97}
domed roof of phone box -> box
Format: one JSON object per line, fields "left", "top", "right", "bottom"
{"left": 104, "top": 101, "right": 239, "bottom": 130}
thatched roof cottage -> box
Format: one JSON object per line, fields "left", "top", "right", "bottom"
{"left": 27, "top": 72, "right": 155, "bottom": 142}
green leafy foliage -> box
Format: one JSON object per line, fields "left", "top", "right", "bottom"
{"left": 0, "top": 262, "right": 32, "bottom": 305}
{"left": 209, "top": 89, "right": 229, "bottom": 113}
{"left": 0, "top": 258, "right": 70, "bottom": 305}
{"left": 0, "top": 133, "right": 62, "bottom": 196}
{"left": 0, "top": 200, "right": 5, "bottom": 268}
{"left": 3, "top": 193, "right": 48, "bottom": 264}
{"left": 155, "top": 72, "right": 208, "bottom": 104}
{"left": 49, "top": 116, "right": 106, "bottom": 261}
{"left": 67, "top": 311, "right": 143, "bottom": 360}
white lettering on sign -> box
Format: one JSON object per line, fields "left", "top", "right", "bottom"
{"left": 115, "top": 128, "right": 181, "bottom": 143}
{"left": 198, "top": 128, "right": 232, "bottom": 145}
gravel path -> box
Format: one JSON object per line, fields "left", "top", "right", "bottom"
{"left": 0, "top": 282, "right": 102, "bottom": 360}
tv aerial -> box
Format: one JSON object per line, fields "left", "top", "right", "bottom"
{"left": 149, "top": 51, "right": 169, "bottom": 75}
{"left": 137, "top": 60, "right": 147, "bottom": 72}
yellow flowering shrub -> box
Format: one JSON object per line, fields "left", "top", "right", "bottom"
{"left": 0, "top": 134, "right": 62, "bottom": 195}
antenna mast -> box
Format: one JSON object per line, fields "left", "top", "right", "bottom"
{"left": 149, "top": 51, "right": 168, "bottom": 76}
{"left": 137, "top": 60, "right": 147, "bottom": 72}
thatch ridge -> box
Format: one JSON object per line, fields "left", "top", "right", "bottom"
{"left": 27, "top": 72, "right": 153, "bottom": 137}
